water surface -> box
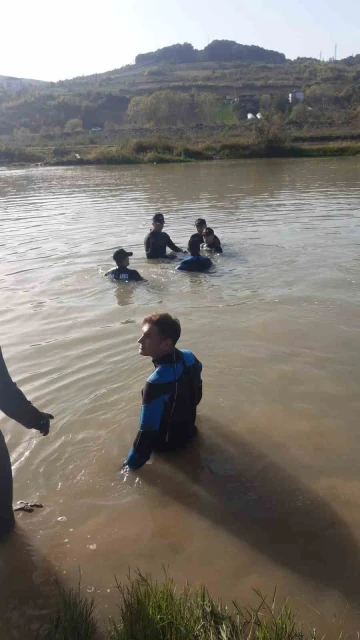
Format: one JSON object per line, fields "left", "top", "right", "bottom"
{"left": 1, "top": 159, "right": 360, "bottom": 637}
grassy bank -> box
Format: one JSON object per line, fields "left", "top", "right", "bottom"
{"left": 43, "top": 571, "right": 336, "bottom": 640}
{"left": 1, "top": 135, "right": 360, "bottom": 168}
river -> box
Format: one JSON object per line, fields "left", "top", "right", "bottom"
{"left": 1, "top": 158, "right": 360, "bottom": 637}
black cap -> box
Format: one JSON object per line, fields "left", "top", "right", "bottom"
{"left": 113, "top": 248, "right": 133, "bottom": 263}
{"left": 152, "top": 213, "right": 165, "bottom": 223}
{"left": 203, "top": 227, "right": 214, "bottom": 236}
{"left": 195, "top": 218, "right": 206, "bottom": 227}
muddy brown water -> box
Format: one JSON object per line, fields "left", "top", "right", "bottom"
{"left": 1, "top": 159, "right": 360, "bottom": 637}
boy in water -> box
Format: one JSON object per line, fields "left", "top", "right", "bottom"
{"left": 202, "top": 227, "right": 223, "bottom": 254}
{"left": 105, "top": 248, "right": 144, "bottom": 282}
{"left": 144, "top": 213, "right": 183, "bottom": 259}
{"left": 191, "top": 218, "right": 207, "bottom": 244}
{"left": 176, "top": 237, "right": 212, "bottom": 272}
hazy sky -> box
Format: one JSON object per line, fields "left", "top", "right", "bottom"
{"left": 2, "top": 0, "right": 359, "bottom": 81}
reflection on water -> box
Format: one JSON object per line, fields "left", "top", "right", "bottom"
{"left": 1, "top": 158, "right": 360, "bottom": 637}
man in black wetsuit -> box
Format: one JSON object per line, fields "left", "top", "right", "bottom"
{"left": 105, "top": 248, "right": 144, "bottom": 282}
{"left": 144, "top": 213, "right": 183, "bottom": 259}
{"left": 0, "top": 348, "right": 53, "bottom": 539}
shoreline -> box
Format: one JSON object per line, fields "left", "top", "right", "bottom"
{"left": 1, "top": 139, "right": 360, "bottom": 168}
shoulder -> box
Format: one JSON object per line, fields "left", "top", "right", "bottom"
{"left": 147, "top": 364, "right": 175, "bottom": 385}
{"left": 128, "top": 269, "right": 142, "bottom": 281}
{"left": 106, "top": 267, "right": 118, "bottom": 278}
{"left": 180, "top": 349, "right": 197, "bottom": 366}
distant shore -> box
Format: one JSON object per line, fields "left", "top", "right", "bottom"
{"left": 1, "top": 136, "right": 360, "bottom": 168}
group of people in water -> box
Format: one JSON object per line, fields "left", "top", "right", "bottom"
{"left": 0, "top": 212, "right": 215, "bottom": 539}
{"left": 105, "top": 214, "right": 223, "bottom": 282}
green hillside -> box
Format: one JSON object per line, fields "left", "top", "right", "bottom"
{"left": 1, "top": 41, "right": 360, "bottom": 164}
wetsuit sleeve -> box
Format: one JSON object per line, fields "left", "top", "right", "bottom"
{"left": 195, "top": 357, "right": 203, "bottom": 405}
{"left": 165, "top": 234, "right": 182, "bottom": 253}
{"left": 125, "top": 382, "right": 168, "bottom": 470}
{"left": 144, "top": 233, "right": 152, "bottom": 258}
{"left": 0, "top": 348, "right": 43, "bottom": 430}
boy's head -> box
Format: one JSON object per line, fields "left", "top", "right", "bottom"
{"left": 152, "top": 213, "right": 165, "bottom": 231}
{"left": 203, "top": 227, "right": 215, "bottom": 244}
{"left": 188, "top": 236, "right": 201, "bottom": 257}
{"left": 113, "top": 248, "right": 133, "bottom": 268}
{"left": 195, "top": 218, "right": 206, "bottom": 235}
{"left": 138, "top": 312, "right": 181, "bottom": 359}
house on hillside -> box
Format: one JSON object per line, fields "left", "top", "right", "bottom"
{"left": 289, "top": 89, "right": 305, "bottom": 104}
{"left": 1, "top": 77, "right": 23, "bottom": 93}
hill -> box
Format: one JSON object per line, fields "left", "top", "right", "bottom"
{"left": 1, "top": 40, "right": 360, "bottom": 164}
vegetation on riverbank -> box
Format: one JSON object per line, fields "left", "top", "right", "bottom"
{"left": 1, "top": 134, "right": 360, "bottom": 168}
{"left": 44, "top": 572, "right": 324, "bottom": 640}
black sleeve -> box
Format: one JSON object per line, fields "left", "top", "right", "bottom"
{"left": 144, "top": 233, "right": 152, "bottom": 257}
{"left": 130, "top": 270, "right": 143, "bottom": 282}
{"left": 0, "top": 348, "right": 43, "bottom": 430}
{"left": 165, "top": 234, "right": 182, "bottom": 253}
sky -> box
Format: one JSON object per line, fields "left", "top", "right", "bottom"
{"left": 1, "top": 0, "right": 359, "bottom": 81}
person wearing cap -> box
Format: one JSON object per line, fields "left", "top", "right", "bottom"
{"left": 191, "top": 218, "right": 207, "bottom": 244}
{"left": 202, "top": 227, "right": 223, "bottom": 254}
{"left": 144, "top": 213, "right": 183, "bottom": 260}
{"left": 0, "top": 347, "right": 53, "bottom": 538}
{"left": 105, "top": 248, "right": 144, "bottom": 282}
{"left": 176, "top": 237, "right": 213, "bottom": 272}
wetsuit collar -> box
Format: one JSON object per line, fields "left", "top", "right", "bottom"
{"left": 152, "top": 348, "right": 181, "bottom": 367}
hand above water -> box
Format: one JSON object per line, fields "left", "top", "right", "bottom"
{"left": 36, "top": 412, "right": 54, "bottom": 436}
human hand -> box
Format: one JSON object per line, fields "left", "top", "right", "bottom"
{"left": 38, "top": 412, "right": 54, "bottom": 436}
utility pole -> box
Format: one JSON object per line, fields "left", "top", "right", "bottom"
{"left": 334, "top": 43, "right": 337, "bottom": 61}
{"left": 319, "top": 51, "right": 322, "bottom": 61}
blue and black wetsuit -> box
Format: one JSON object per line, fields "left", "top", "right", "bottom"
{"left": 176, "top": 255, "right": 212, "bottom": 272}
{"left": 125, "top": 349, "right": 202, "bottom": 470}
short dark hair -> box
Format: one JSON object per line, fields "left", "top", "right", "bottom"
{"left": 143, "top": 313, "right": 181, "bottom": 345}
{"left": 203, "top": 227, "right": 214, "bottom": 236}
{"left": 188, "top": 236, "right": 201, "bottom": 255}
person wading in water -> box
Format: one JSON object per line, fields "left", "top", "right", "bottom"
{"left": 0, "top": 347, "right": 53, "bottom": 539}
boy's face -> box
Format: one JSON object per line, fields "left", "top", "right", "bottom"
{"left": 204, "top": 233, "right": 214, "bottom": 244}
{"left": 152, "top": 221, "right": 164, "bottom": 232}
{"left": 118, "top": 257, "right": 129, "bottom": 268}
{"left": 196, "top": 223, "right": 206, "bottom": 235}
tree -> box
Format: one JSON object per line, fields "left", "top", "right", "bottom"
{"left": 64, "top": 118, "right": 83, "bottom": 133}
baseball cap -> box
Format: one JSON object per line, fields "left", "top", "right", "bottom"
{"left": 195, "top": 218, "right": 206, "bottom": 227}
{"left": 113, "top": 248, "right": 133, "bottom": 263}
{"left": 152, "top": 213, "right": 165, "bottom": 223}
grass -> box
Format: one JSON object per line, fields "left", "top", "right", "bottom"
{"left": 43, "top": 578, "right": 98, "bottom": 640}
{"left": 43, "top": 571, "right": 326, "bottom": 640}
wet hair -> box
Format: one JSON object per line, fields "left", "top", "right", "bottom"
{"left": 188, "top": 236, "right": 201, "bottom": 256}
{"left": 203, "top": 227, "right": 214, "bottom": 237}
{"left": 143, "top": 313, "right": 181, "bottom": 345}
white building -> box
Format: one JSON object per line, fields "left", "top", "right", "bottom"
{"left": 289, "top": 89, "right": 305, "bottom": 104}
{"left": 1, "top": 77, "right": 23, "bottom": 93}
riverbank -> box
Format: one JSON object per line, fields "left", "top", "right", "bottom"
{"left": 44, "top": 571, "right": 331, "bottom": 640}
{"left": 1, "top": 136, "right": 360, "bottom": 167}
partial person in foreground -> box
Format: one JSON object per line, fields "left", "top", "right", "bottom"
{"left": 0, "top": 347, "right": 53, "bottom": 539}
{"left": 202, "top": 227, "right": 223, "bottom": 254}
{"left": 105, "top": 248, "right": 144, "bottom": 282}
{"left": 124, "top": 313, "right": 202, "bottom": 470}
{"left": 176, "top": 237, "right": 213, "bottom": 272}
{"left": 144, "top": 213, "right": 183, "bottom": 259}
